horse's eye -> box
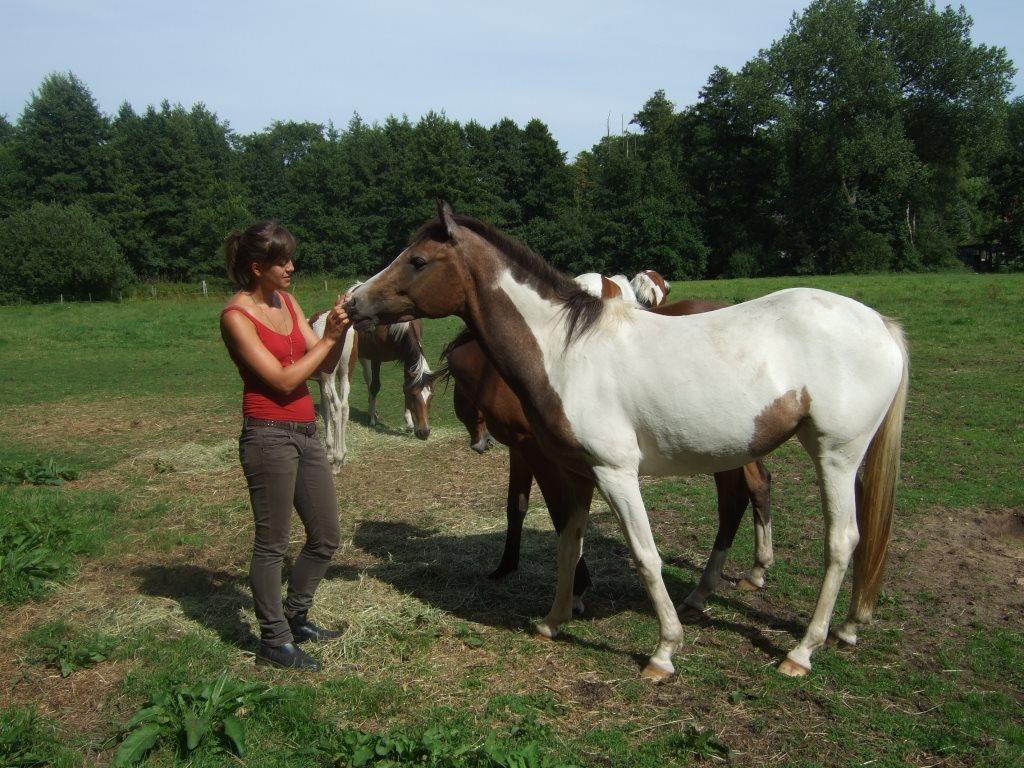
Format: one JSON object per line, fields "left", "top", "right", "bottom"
{"left": 410, "top": 255, "right": 427, "bottom": 270}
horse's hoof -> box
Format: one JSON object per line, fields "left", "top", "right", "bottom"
{"left": 679, "top": 604, "right": 707, "bottom": 624}
{"left": 572, "top": 597, "right": 585, "bottom": 617}
{"left": 533, "top": 622, "right": 558, "bottom": 640}
{"left": 738, "top": 577, "right": 762, "bottom": 592}
{"left": 777, "top": 658, "right": 811, "bottom": 677}
{"left": 640, "top": 660, "right": 674, "bottom": 682}
{"left": 827, "top": 628, "right": 857, "bottom": 648}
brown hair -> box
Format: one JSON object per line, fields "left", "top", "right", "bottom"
{"left": 223, "top": 220, "right": 297, "bottom": 289}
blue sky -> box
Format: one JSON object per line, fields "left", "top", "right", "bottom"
{"left": 3, "top": 1, "right": 1021, "bottom": 158}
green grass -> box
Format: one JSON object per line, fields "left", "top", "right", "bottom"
{"left": 0, "top": 272, "right": 1021, "bottom": 767}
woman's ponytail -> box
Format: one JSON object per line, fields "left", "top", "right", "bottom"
{"left": 223, "top": 221, "right": 296, "bottom": 290}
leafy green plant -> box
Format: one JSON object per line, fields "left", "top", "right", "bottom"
{"left": 114, "top": 669, "right": 283, "bottom": 766}
{"left": 0, "top": 489, "right": 112, "bottom": 605}
{"left": 322, "top": 723, "right": 577, "bottom": 767}
{"left": 0, "top": 457, "right": 79, "bottom": 486}
{"left": 664, "top": 726, "right": 730, "bottom": 762}
{"left": 23, "top": 621, "right": 119, "bottom": 677}
{"left": 0, "top": 706, "right": 80, "bottom": 768}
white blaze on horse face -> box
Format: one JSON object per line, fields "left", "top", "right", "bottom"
{"left": 630, "top": 272, "right": 664, "bottom": 308}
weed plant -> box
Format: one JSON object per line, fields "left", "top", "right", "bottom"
{"left": 113, "top": 669, "right": 282, "bottom": 766}
{"left": 0, "top": 706, "right": 81, "bottom": 768}
{"left": 22, "top": 620, "right": 119, "bottom": 677}
{"left": 0, "top": 488, "right": 116, "bottom": 605}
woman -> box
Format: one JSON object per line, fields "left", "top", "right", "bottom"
{"left": 221, "top": 220, "right": 349, "bottom": 671}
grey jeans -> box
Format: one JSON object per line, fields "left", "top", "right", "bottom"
{"left": 239, "top": 423, "right": 340, "bottom": 646}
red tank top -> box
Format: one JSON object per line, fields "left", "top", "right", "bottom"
{"left": 222, "top": 294, "right": 316, "bottom": 422}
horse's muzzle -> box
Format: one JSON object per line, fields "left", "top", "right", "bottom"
{"left": 344, "top": 297, "right": 377, "bottom": 331}
{"left": 414, "top": 426, "right": 430, "bottom": 440}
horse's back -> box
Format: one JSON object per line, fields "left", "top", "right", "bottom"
{"left": 559, "top": 287, "right": 904, "bottom": 473}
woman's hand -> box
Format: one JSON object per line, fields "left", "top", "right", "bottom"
{"left": 323, "top": 293, "right": 351, "bottom": 340}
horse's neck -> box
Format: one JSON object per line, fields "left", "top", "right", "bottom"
{"left": 461, "top": 265, "right": 582, "bottom": 454}
{"left": 399, "top": 324, "right": 428, "bottom": 379}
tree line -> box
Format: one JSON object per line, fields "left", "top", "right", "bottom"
{"left": 1, "top": 0, "right": 1021, "bottom": 303}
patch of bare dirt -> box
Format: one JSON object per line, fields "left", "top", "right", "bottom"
{"left": 889, "top": 506, "right": 1024, "bottom": 634}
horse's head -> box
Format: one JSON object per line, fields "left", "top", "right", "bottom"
{"left": 404, "top": 370, "right": 436, "bottom": 440}
{"left": 346, "top": 200, "right": 470, "bottom": 330}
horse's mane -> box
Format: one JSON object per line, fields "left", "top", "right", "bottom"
{"left": 411, "top": 215, "right": 604, "bottom": 344}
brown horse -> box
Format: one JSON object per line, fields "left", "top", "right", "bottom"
{"left": 358, "top": 320, "right": 434, "bottom": 440}
{"left": 438, "top": 298, "right": 774, "bottom": 618}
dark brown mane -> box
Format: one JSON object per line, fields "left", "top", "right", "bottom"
{"left": 411, "top": 215, "right": 604, "bottom": 343}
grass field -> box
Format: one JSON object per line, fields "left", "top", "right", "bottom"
{"left": 0, "top": 272, "right": 1021, "bottom": 767}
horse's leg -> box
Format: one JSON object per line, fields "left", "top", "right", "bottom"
{"left": 680, "top": 467, "right": 748, "bottom": 619}
{"left": 319, "top": 373, "right": 341, "bottom": 470}
{"left": 739, "top": 460, "right": 774, "bottom": 591}
{"left": 335, "top": 364, "right": 351, "bottom": 467}
{"left": 489, "top": 447, "right": 532, "bottom": 580}
{"left": 779, "top": 442, "right": 863, "bottom": 677}
{"left": 534, "top": 457, "right": 594, "bottom": 615}
{"left": 362, "top": 359, "right": 381, "bottom": 426}
{"left": 318, "top": 373, "right": 335, "bottom": 463}
{"left": 593, "top": 467, "right": 683, "bottom": 680}
{"left": 534, "top": 470, "right": 593, "bottom": 637}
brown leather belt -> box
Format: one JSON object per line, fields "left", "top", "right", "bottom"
{"left": 243, "top": 416, "right": 317, "bottom": 437}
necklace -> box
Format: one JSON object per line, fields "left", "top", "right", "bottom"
{"left": 247, "top": 291, "right": 295, "bottom": 364}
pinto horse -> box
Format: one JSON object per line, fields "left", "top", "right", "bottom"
{"left": 438, "top": 308, "right": 774, "bottom": 618}
{"left": 575, "top": 273, "right": 636, "bottom": 301}
{"left": 310, "top": 312, "right": 434, "bottom": 470}
{"left": 630, "top": 270, "right": 671, "bottom": 307}
{"left": 347, "top": 201, "right": 908, "bottom": 680}
{"left": 358, "top": 320, "right": 434, "bottom": 440}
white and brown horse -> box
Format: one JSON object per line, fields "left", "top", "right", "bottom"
{"left": 438, "top": 309, "right": 774, "bottom": 618}
{"left": 347, "top": 201, "right": 908, "bottom": 680}
{"left": 358, "top": 319, "right": 434, "bottom": 440}
{"left": 574, "top": 272, "right": 636, "bottom": 301}
{"left": 630, "top": 270, "right": 671, "bottom": 307}
{"left": 311, "top": 311, "right": 434, "bottom": 471}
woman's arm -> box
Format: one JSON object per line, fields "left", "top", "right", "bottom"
{"left": 221, "top": 306, "right": 349, "bottom": 394}
{"left": 289, "top": 293, "right": 351, "bottom": 374}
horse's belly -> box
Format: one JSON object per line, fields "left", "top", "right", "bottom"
{"left": 635, "top": 428, "right": 755, "bottom": 476}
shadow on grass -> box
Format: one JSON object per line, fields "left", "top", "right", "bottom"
{"left": 132, "top": 563, "right": 362, "bottom": 649}
{"left": 352, "top": 520, "right": 803, "bottom": 665}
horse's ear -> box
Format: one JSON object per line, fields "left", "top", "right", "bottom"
{"left": 436, "top": 198, "right": 459, "bottom": 243}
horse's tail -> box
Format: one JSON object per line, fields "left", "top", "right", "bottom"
{"left": 851, "top": 316, "right": 909, "bottom": 622}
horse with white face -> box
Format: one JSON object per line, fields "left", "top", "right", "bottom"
{"left": 630, "top": 270, "right": 671, "bottom": 307}
{"left": 575, "top": 272, "right": 637, "bottom": 302}
{"left": 358, "top": 319, "right": 434, "bottom": 440}
{"left": 346, "top": 201, "right": 908, "bottom": 680}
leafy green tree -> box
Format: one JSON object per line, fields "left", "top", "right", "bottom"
{"left": 12, "top": 72, "right": 115, "bottom": 207}
{"left": 111, "top": 101, "right": 249, "bottom": 278}
{"left": 0, "top": 114, "right": 26, "bottom": 217}
{"left": 987, "top": 98, "right": 1024, "bottom": 268}
{"left": 0, "top": 203, "right": 132, "bottom": 303}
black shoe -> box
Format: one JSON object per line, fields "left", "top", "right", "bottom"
{"left": 255, "top": 641, "right": 321, "bottom": 670}
{"left": 287, "top": 612, "right": 346, "bottom": 644}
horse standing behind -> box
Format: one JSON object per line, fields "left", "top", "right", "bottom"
{"left": 574, "top": 273, "right": 636, "bottom": 301}
{"left": 347, "top": 201, "right": 908, "bottom": 680}
{"left": 310, "top": 311, "right": 434, "bottom": 471}
{"left": 358, "top": 320, "right": 434, "bottom": 440}
{"left": 310, "top": 311, "right": 358, "bottom": 471}
{"left": 438, "top": 301, "right": 774, "bottom": 618}
{"left": 630, "top": 270, "right": 671, "bottom": 307}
